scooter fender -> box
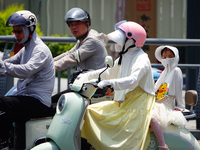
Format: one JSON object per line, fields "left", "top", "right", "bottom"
{"left": 46, "top": 92, "right": 87, "bottom": 150}
{"left": 31, "top": 141, "right": 59, "bottom": 150}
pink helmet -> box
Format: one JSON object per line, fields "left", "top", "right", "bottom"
{"left": 116, "top": 21, "right": 146, "bottom": 47}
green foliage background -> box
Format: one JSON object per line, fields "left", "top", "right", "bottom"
{"left": 0, "top": 4, "right": 44, "bottom": 36}
{"left": 47, "top": 34, "right": 75, "bottom": 58}
{"left": 0, "top": 4, "right": 24, "bottom": 36}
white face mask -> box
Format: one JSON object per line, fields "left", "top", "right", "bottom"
{"left": 161, "top": 58, "right": 177, "bottom": 71}
{"left": 115, "top": 44, "right": 122, "bottom": 52}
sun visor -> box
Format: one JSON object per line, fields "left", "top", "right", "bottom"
{"left": 107, "top": 30, "right": 126, "bottom": 47}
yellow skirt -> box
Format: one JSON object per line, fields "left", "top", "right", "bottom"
{"left": 82, "top": 87, "right": 155, "bottom": 150}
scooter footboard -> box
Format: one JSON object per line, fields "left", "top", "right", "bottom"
{"left": 31, "top": 141, "right": 59, "bottom": 150}
{"left": 148, "top": 125, "right": 200, "bottom": 150}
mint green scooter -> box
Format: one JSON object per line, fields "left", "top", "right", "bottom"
{"left": 31, "top": 54, "right": 200, "bottom": 150}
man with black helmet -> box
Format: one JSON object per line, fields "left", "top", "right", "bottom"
{"left": 0, "top": 10, "right": 55, "bottom": 149}
{"left": 52, "top": 8, "right": 108, "bottom": 102}
{"left": 54, "top": 7, "right": 107, "bottom": 72}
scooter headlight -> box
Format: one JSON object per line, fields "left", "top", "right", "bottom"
{"left": 57, "top": 95, "right": 66, "bottom": 114}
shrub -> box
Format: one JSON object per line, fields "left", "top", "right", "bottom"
{"left": 47, "top": 34, "right": 75, "bottom": 58}
{"left": 0, "top": 3, "right": 24, "bottom": 36}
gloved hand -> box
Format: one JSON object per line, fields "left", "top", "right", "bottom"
{"left": 97, "top": 80, "right": 111, "bottom": 89}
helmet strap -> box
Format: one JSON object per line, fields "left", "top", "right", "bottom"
{"left": 118, "top": 38, "right": 135, "bottom": 65}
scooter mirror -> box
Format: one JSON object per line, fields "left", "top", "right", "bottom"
{"left": 98, "top": 56, "right": 114, "bottom": 82}
{"left": 104, "top": 56, "right": 114, "bottom": 68}
{"left": 185, "top": 90, "right": 197, "bottom": 106}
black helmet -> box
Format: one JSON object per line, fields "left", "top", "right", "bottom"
{"left": 64, "top": 8, "right": 91, "bottom": 26}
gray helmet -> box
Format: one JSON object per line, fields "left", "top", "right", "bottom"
{"left": 64, "top": 8, "right": 91, "bottom": 26}
{"left": 6, "top": 10, "right": 37, "bottom": 27}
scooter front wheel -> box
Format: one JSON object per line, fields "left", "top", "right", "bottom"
{"left": 31, "top": 141, "right": 59, "bottom": 150}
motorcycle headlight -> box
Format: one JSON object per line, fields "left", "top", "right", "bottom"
{"left": 57, "top": 95, "right": 66, "bottom": 114}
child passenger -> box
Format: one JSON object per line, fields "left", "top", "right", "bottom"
{"left": 81, "top": 21, "right": 155, "bottom": 150}
{"left": 150, "top": 45, "right": 187, "bottom": 150}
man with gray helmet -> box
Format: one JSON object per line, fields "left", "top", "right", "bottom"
{"left": 52, "top": 8, "right": 108, "bottom": 101}
{"left": 54, "top": 7, "right": 107, "bottom": 72}
{"left": 0, "top": 10, "right": 55, "bottom": 149}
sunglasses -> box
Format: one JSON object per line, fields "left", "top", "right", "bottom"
{"left": 12, "top": 30, "right": 23, "bottom": 34}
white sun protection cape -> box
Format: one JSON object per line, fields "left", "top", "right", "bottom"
{"left": 87, "top": 40, "right": 155, "bottom": 102}
{"left": 107, "top": 29, "right": 126, "bottom": 52}
{"left": 1, "top": 31, "right": 55, "bottom": 107}
{"left": 155, "top": 45, "right": 185, "bottom": 109}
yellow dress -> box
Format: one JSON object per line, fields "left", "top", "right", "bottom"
{"left": 82, "top": 87, "right": 155, "bottom": 150}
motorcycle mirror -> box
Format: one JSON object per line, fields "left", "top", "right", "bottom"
{"left": 104, "top": 56, "right": 114, "bottom": 68}
{"left": 98, "top": 56, "right": 114, "bottom": 82}
{"left": 185, "top": 90, "right": 197, "bottom": 106}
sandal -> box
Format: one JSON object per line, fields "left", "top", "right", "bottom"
{"left": 158, "top": 144, "right": 169, "bottom": 150}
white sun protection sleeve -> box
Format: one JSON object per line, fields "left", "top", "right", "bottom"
{"left": 173, "top": 67, "right": 185, "bottom": 109}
